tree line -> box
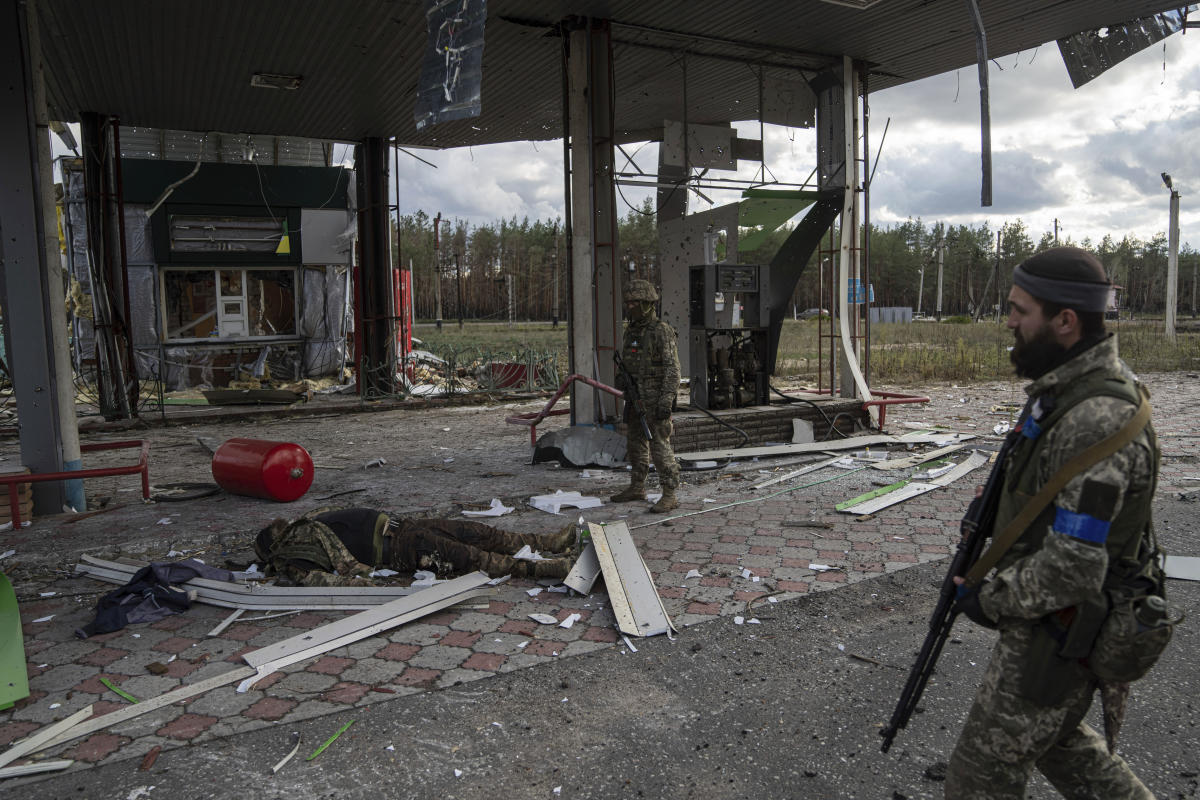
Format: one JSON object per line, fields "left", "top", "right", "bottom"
{"left": 393, "top": 201, "right": 1200, "bottom": 322}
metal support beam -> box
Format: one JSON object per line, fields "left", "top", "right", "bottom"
{"left": 0, "top": 0, "right": 77, "bottom": 515}
{"left": 566, "top": 20, "right": 620, "bottom": 425}
{"left": 355, "top": 138, "right": 397, "bottom": 396}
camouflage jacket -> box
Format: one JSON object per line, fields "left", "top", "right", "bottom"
{"left": 980, "top": 335, "right": 1158, "bottom": 623}
{"left": 255, "top": 517, "right": 377, "bottom": 588}
{"left": 618, "top": 314, "right": 680, "bottom": 418}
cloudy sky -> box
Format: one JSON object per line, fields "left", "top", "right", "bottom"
{"left": 389, "top": 27, "right": 1200, "bottom": 251}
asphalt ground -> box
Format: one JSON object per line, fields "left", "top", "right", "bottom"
{"left": 1, "top": 372, "right": 1198, "bottom": 799}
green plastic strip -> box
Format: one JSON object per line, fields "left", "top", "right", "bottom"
{"left": 835, "top": 479, "right": 911, "bottom": 511}
{"left": 307, "top": 719, "right": 355, "bottom": 761}
{"left": 100, "top": 676, "right": 139, "bottom": 704}
{"left": 0, "top": 573, "right": 30, "bottom": 711}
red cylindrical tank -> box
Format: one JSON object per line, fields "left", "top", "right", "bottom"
{"left": 211, "top": 438, "right": 314, "bottom": 502}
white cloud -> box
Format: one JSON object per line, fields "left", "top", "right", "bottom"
{"left": 396, "top": 32, "right": 1200, "bottom": 249}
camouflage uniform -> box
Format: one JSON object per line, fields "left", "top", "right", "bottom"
{"left": 612, "top": 279, "right": 681, "bottom": 512}
{"left": 946, "top": 335, "right": 1159, "bottom": 799}
{"left": 255, "top": 509, "right": 577, "bottom": 584}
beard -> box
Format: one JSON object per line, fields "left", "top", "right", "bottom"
{"left": 1010, "top": 322, "right": 1069, "bottom": 379}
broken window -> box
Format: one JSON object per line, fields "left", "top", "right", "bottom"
{"left": 168, "top": 214, "right": 285, "bottom": 254}
{"left": 162, "top": 268, "right": 297, "bottom": 341}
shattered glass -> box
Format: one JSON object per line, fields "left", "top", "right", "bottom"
{"left": 413, "top": 0, "right": 487, "bottom": 131}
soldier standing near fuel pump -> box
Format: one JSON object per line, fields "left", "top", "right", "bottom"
{"left": 610, "top": 279, "right": 681, "bottom": 513}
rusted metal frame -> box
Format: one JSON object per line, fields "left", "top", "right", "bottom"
{"left": 1, "top": 440, "right": 149, "bottom": 527}
{"left": 506, "top": 373, "right": 623, "bottom": 446}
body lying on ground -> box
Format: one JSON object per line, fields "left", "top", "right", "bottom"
{"left": 253, "top": 507, "right": 578, "bottom": 586}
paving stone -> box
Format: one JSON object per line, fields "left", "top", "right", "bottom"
{"left": 244, "top": 696, "right": 298, "bottom": 721}
{"left": 37, "top": 663, "right": 100, "bottom": 693}
{"left": 321, "top": 681, "right": 372, "bottom": 705}
{"left": 406, "top": 645, "right": 470, "bottom": 671}
{"left": 393, "top": 667, "right": 441, "bottom": 688}
{"left": 340, "top": 657, "right": 404, "bottom": 685}
{"left": 61, "top": 732, "right": 130, "bottom": 763}
{"left": 307, "top": 656, "right": 354, "bottom": 676}
{"left": 36, "top": 639, "right": 101, "bottom": 665}
{"left": 157, "top": 712, "right": 219, "bottom": 740}
{"left": 448, "top": 611, "right": 507, "bottom": 633}
{"left": 437, "top": 668, "right": 492, "bottom": 688}
{"left": 274, "top": 670, "right": 338, "bottom": 694}
{"left": 184, "top": 686, "right": 263, "bottom": 718}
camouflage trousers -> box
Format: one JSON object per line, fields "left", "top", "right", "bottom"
{"left": 386, "top": 518, "right": 574, "bottom": 579}
{"left": 946, "top": 624, "right": 1154, "bottom": 799}
{"left": 626, "top": 416, "right": 679, "bottom": 490}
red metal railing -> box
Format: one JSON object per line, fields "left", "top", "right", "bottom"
{"left": 505, "top": 374, "right": 623, "bottom": 446}
{"left": 1, "top": 440, "right": 151, "bottom": 528}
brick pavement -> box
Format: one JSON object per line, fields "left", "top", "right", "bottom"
{"left": 1, "top": 371, "right": 1196, "bottom": 773}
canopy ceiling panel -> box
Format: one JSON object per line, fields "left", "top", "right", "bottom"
{"left": 37, "top": 0, "right": 1186, "bottom": 147}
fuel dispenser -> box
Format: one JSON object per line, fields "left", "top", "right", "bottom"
{"left": 688, "top": 264, "right": 770, "bottom": 410}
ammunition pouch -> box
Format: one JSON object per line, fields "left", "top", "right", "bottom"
{"left": 1087, "top": 573, "right": 1180, "bottom": 683}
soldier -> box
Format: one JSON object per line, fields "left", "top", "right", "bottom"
{"left": 254, "top": 508, "right": 579, "bottom": 586}
{"left": 946, "top": 247, "right": 1161, "bottom": 798}
{"left": 610, "top": 278, "right": 681, "bottom": 513}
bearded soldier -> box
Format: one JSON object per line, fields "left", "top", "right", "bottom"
{"left": 946, "top": 247, "right": 1162, "bottom": 798}
{"left": 610, "top": 279, "right": 681, "bottom": 513}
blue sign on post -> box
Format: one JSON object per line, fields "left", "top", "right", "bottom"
{"left": 847, "top": 278, "right": 875, "bottom": 304}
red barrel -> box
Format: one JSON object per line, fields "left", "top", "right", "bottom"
{"left": 211, "top": 438, "right": 314, "bottom": 502}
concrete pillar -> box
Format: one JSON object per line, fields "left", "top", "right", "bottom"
{"left": 0, "top": 0, "right": 76, "bottom": 514}
{"left": 566, "top": 20, "right": 620, "bottom": 425}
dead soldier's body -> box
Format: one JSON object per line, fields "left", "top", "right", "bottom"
{"left": 254, "top": 507, "right": 578, "bottom": 586}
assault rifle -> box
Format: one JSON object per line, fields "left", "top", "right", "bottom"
{"left": 613, "top": 352, "right": 653, "bottom": 441}
{"left": 879, "top": 431, "right": 1019, "bottom": 753}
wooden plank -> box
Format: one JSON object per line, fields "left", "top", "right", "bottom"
{"left": 0, "top": 705, "right": 92, "bottom": 769}
{"left": 589, "top": 522, "right": 674, "bottom": 638}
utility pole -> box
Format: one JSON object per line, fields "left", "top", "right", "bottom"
{"left": 506, "top": 274, "right": 515, "bottom": 326}
{"left": 1162, "top": 173, "right": 1179, "bottom": 342}
{"left": 455, "top": 251, "right": 464, "bottom": 329}
{"left": 1053, "top": 218, "right": 1059, "bottom": 245}
{"left": 935, "top": 235, "right": 945, "bottom": 321}
{"left": 433, "top": 211, "right": 443, "bottom": 330}
{"left": 914, "top": 227, "right": 924, "bottom": 316}
{"left": 994, "top": 230, "right": 1002, "bottom": 324}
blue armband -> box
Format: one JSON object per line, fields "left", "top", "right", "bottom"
{"left": 1053, "top": 506, "right": 1111, "bottom": 544}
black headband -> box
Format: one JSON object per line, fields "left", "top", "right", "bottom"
{"left": 1012, "top": 262, "right": 1110, "bottom": 312}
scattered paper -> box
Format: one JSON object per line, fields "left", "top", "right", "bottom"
{"left": 454, "top": 769, "right": 463, "bottom": 777}
{"left": 684, "top": 569, "right": 702, "bottom": 580}
{"left": 156, "top": 518, "right": 173, "bottom": 525}
{"left": 559, "top": 613, "right": 582, "bottom": 629}
{"left": 166, "top": 550, "right": 184, "bottom": 558}
{"left": 32, "top": 615, "right": 55, "bottom": 623}
{"left": 993, "top": 422, "right": 1013, "bottom": 435}
{"left": 0, "top": 522, "right": 31, "bottom": 532}
{"left": 767, "top": 597, "right": 778, "bottom": 604}
{"left": 528, "top": 613, "right": 559, "bottom": 625}
{"left": 40, "top": 591, "right": 56, "bottom": 597}
{"left": 412, "top": 570, "right": 442, "bottom": 586}
{"left": 741, "top": 568, "right": 753, "bottom": 580}
{"left": 513, "top": 545, "right": 546, "bottom": 561}
{"left": 809, "top": 563, "right": 835, "bottom": 572}
{"left": 517, "top": 641, "right": 530, "bottom": 649}
{"left": 747, "top": 618, "right": 761, "bottom": 625}
{"left": 462, "top": 498, "right": 514, "bottom": 518}
{"left": 0, "top": 549, "right": 14, "bottom": 560}
{"left": 49, "top": 703, "right": 61, "bottom": 709}
{"left": 386, "top": 745, "right": 395, "bottom": 751}
{"left": 528, "top": 490, "right": 603, "bottom": 515}
{"left": 364, "top": 457, "right": 388, "bottom": 468}
{"left": 369, "top": 568, "right": 399, "bottom": 578}
{"left": 622, "top": 635, "right": 639, "bottom": 653}
{"left": 734, "top": 616, "right": 745, "bottom": 625}
{"left": 526, "top": 587, "right": 543, "bottom": 597}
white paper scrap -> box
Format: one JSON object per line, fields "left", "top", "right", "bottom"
{"left": 412, "top": 570, "right": 442, "bottom": 585}
{"left": 622, "top": 635, "right": 639, "bottom": 653}
{"left": 528, "top": 490, "right": 603, "bottom": 515}
{"left": 517, "top": 641, "right": 530, "bottom": 649}
{"left": 386, "top": 745, "right": 395, "bottom": 751}
{"left": 526, "top": 587, "right": 543, "bottom": 597}
{"left": 741, "top": 568, "right": 752, "bottom": 580}
{"left": 559, "top": 613, "right": 582, "bottom": 629}
{"left": 369, "top": 568, "right": 399, "bottom": 578}
{"left": 40, "top": 591, "right": 56, "bottom": 597}
{"left": 513, "top": 545, "right": 546, "bottom": 561}
{"left": 462, "top": 497, "right": 514, "bottom": 518}
{"left": 32, "top": 615, "right": 55, "bottom": 623}
{"left": 809, "top": 563, "right": 834, "bottom": 572}
{"left": 156, "top": 518, "right": 173, "bottom": 525}
{"left": 734, "top": 616, "right": 745, "bottom": 625}
{"left": 454, "top": 769, "right": 463, "bottom": 777}
{"left": 684, "top": 569, "right": 702, "bottom": 580}
{"left": 747, "top": 618, "right": 761, "bottom": 624}
{"left": 0, "top": 549, "right": 14, "bottom": 560}
{"left": 528, "top": 613, "right": 559, "bottom": 625}
{"left": 546, "top": 585, "right": 568, "bottom": 593}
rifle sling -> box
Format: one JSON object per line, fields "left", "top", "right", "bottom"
{"left": 964, "top": 397, "right": 1150, "bottom": 586}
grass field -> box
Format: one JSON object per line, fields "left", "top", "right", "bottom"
{"left": 416, "top": 317, "right": 1200, "bottom": 387}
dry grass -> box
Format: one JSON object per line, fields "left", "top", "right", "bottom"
{"left": 415, "top": 317, "right": 1200, "bottom": 388}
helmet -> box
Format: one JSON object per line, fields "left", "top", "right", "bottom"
{"left": 623, "top": 279, "right": 659, "bottom": 303}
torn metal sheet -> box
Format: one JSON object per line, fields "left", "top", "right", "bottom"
{"left": 206, "top": 608, "right": 244, "bottom": 637}
{"left": 38, "top": 667, "right": 257, "bottom": 754}
{"left": 564, "top": 542, "right": 602, "bottom": 595}
{"left": 751, "top": 457, "right": 841, "bottom": 490}
{"left": 0, "top": 760, "right": 74, "bottom": 779}
{"left": 76, "top": 555, "right": 422, "bottom": 610}
{"left": 1164, "top": 555, "right": 1200, "bottom": 582}
{"left": 588, "top": 522, "right": 675, "bottom": 638}
{"left": 532, "top": 426, "right": 627, "bottom": 468}
{"left": 1058, "top": 7, "right": 1192, "bottom": 89}
{"left": 0, "top": 704, "right": 92, "bottom": 769}
{"left": 839, "top": 450, "right": 990, "bottom": 515}
{"left": 238, "top": 572, "right": 492, "bottom": 692}
{"left": 677, "top": 431, "right": 974, "bottom": 462}
{"left": 869, "top": 443, "right": 968, "bottom": 470}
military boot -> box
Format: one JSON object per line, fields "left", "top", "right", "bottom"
{"left": 610, "top": 483, "right": 646, "bottom": 503}
{"left": 649, "top": 488, "right": 679, "bottom": 514}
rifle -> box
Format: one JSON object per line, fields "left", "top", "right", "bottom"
{"left": 879, "top": 431, "right": 1019, "bottom": 753}
{"left": 613, "top": 352, "right": 653, "bottom": 441}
